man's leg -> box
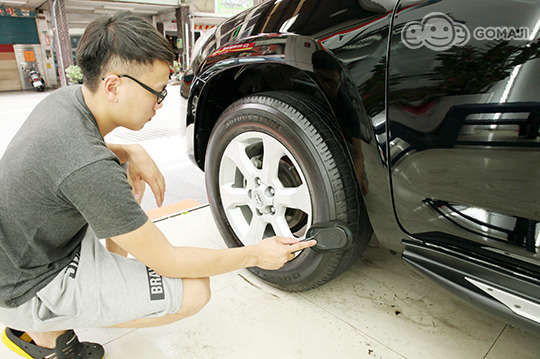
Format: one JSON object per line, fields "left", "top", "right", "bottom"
{"left": 106, "top": 236, "right": 128, "bottom": 257}
{"left": 24, "top": 271, "right": 209, "bottom": 347}
{"left": 109, "top": 277, "right": 211, "bottom": 328}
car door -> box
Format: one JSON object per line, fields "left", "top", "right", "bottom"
{"left": 387, "top": 0, "right": 540, "bottom": 294}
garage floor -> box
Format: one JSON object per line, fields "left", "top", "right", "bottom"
{"left": 0, "top": 86, "right": 539, "bottom": 358}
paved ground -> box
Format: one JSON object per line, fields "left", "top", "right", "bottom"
{"left": 0, "top": 86, "right": 539, "bottom": 358}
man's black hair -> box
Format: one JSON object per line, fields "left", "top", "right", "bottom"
{"left": 76, "top": 11, "right": 175, "bottom": 91}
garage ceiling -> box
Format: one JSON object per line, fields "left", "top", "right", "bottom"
{"left": 0, "top": 0, "right": 180, "bottom": 29}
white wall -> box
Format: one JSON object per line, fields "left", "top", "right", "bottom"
{"left": 35, "top": 11, "right": 58, "bottom": 87}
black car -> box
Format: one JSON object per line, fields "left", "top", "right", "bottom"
{"left": 185, "top": 0, "right": 540, "bottom": 332}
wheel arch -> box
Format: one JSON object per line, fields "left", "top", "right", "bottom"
{"left": 188, "top": 62, "right": 355, "bottom": 171}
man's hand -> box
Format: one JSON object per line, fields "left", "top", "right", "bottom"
{"left": 253, "top": 236, "right": 317, "bottom": 270}
{"left": 125, "top": 144, "right": 165, "bottom": 206}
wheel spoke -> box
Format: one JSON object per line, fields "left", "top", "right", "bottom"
{"left": 271, "top": 216, "right": 294, "bottom": 238}
{"left": 223, "top": 141, "right": 258, "bottom": 180}
{"left": 261, "top": 137, "right": 284, "bottom": 186}
{"left": 221, "top": 184, "right": 250, "bottom": 210}
{"left": 275, "top": 184, "right": 311, "bottom": 214}
{"left": 241, "top": 217, "right": 267, "bottom": 246}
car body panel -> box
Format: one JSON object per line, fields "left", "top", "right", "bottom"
{"left": 185, "top": 0, "right": 540, "bottom": 331}
{"left": 388, "top": 0, "right": 540, "bottom": 267}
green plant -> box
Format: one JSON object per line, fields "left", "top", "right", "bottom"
{"left": 65, "top": 65, "right": 83, "bottom": 84}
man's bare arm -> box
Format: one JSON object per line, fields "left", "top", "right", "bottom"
{"left": 110, "top": 219, "right": 316, "bottom": 278}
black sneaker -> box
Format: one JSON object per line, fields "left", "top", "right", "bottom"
{"left": 2, "top": 327, "right": 104, "bottom": 359}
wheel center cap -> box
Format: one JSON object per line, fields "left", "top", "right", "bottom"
{"left": 254, "top": 191, "right": 264, "bottom": 208}
{"left": 252, "top": 186, "right": 274, "bottom": 209}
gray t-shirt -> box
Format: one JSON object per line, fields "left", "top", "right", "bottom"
{"left": 0, "top": 85, "right": 148, "bottom": 308}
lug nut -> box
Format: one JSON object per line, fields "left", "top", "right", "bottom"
{"left": 251, "top": 158, "right": 262, "bottom": 169}
{"left": 255, "top": 208, "right": 263, "bottom": 216}
{"left": 270, "top": 206, "right": 276, "bottom": 215}
{"left": 268, "top": 187, "right": 275, "bottom": 196}
{"left": 255, "top": 177, "right": 261, "bottom": 186}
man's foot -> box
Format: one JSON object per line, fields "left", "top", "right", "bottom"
{"left": 27, "top": 330, "right": 67, "bottom": 349}
{"left": 2, "top": 327, "right": 105, "bottom": 358}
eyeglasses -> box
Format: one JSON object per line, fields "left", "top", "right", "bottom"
{"left": 103, "top": 74, "right": 167, "bottom": 104}
{"left": 119, "top": 74, "right": 167, "bottom": 104}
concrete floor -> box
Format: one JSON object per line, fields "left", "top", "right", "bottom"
{"left": 0, "top": 86, "right": 539, "bottom": 358}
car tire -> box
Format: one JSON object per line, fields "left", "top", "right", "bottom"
{"left": 205, "top": 91, "right": 372, "bottom": 291}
